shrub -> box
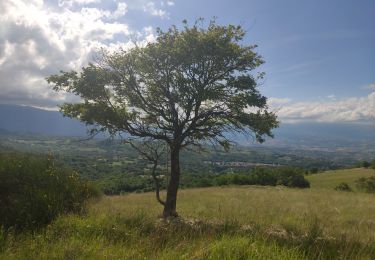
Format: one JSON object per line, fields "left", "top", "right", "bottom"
{"left": 0, "top": 153, "right": 100, "bottom": 230}
{"left": 355, "top": 177, "right": 375, "bottom": 193}
{"left": 276, "top": 167, "right": 310, "bottom": 188}
{"left": 216, "top": 174, "right": 231, "bottom": 186}
{"left": 215, "top": 167, "right": 310, "bottom": 188}
{"left": 334, "top": 182, "right": 352, "bottom": 192}
{"left": 250, "top": 168, "right": 278, "bottom": 186}
{"left": 362, "top": 161, "right": 371, "bottom": 168}
{"left": 354, "top": 160, "right": 374, "bottom": 168}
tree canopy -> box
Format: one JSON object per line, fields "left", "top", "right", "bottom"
{"left": 47, "top": 20, "right": 278, "bottom": 217}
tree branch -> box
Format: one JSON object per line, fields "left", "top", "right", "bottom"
{"left": 125, "top": 140, "right": 166, "bottom": 206}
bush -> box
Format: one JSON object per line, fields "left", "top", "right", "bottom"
{"left": 0, "top": 153, "right": 100, "bottom": 230}
{"left": 362, "top": 161, "right": 371, "bottom": 168}
{"left": 354, "top": 160, "right": 373, "bottom": 168}
{"left": 250, "top": 168, "right": 278, "bottom": 186}
{"left": 309, "top": 168, "right": 319, "bottom": 174}
{"left": 334, "top": 182, "right": 352, "bottom": 192}
{"left": 276, "top": 167, "right": 310, "bottom": 188}
{"left": 215, "top": 167, "right": 310, "bottom": 188}
{"left": 355, "top": 177, "right": 375, "bottom": 193}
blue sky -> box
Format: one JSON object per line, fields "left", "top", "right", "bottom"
{"left": 144, "top": 0, "right": 375, "bottom": 101}
{"left": 0, "top": 0, "right": 374, "bottom": 123}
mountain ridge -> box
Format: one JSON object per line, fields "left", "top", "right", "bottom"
{"left": 0, "top": 104, "right": 374, "bottom": 148}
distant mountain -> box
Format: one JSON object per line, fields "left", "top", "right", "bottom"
{"left": 226, "top": 122, "right": 375, "bottom": 150}
{"left": 0, "top": 104, "right": 87, "bottom": 136}
{"left": 269, "top": 122, "right": 375, "bottom": 147}
{"left": 0, "top": 104, "right": 374, "bottom": 149}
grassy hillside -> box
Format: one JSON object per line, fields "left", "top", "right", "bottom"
{"left": 2, "top": 185, "right": 375, "bottom": 259}
{"left": 307, "top": 168, "right": 375, "bottom": 190}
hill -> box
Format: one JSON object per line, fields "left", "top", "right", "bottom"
{"left": 0, "top": 104, "right": 86, "bottom": 136}
{"left": 2, "top": 185, "right": 375, "bottom": 259}
{"left": 307, "top": 168, "right": 375, "bottom": 191}
{"left": 1, "top": 104, "right": 375, "bottom": 156}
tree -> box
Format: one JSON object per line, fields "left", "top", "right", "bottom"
{"left": 362, "top": 161, "right": 371, "bottom": 168}
{"left": 47, "top": 20, "right": 278, "bottom": 218}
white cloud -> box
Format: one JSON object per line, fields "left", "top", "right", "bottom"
{"left": 363, "top": 83, "right": 375, "bottom": 91}
{"left": 271, "top": 92, "right": 375, "bottom": 124}
{"left": 111, "top": 2, "right": 128, "bottom": 19}
{"left": 0, "top": 0, "right": 156, "bottom": 108}
{"left": 267, "top": 97, "right": 292, "bottom": 107}
{"left": 143, "top": 2, "right": 167, "bottom": 18}
{"left": 160, "top": 0, "right": 175, "bottom": 7}
{"left": 58, "top": 0, "right": 101, "bottom": 8}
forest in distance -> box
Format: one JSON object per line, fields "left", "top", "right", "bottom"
{"left": 1, "top": 131, "right": 374, "bottom": 195}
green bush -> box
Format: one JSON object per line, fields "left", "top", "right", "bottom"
{"left": 0, "top": 153, "right": 100, "bottom": 230}
{"left": 275, "top": 167, "right": 310, "bottom": 188}
{"left": 215, "top": 167, "right": 310, "bottom": 188}
{"left": 334, "top": 182, "right": 352, "bottom": 192}
{"left": 250, "top": 168, "right": 279, "bottom": 186}
{"left": 309, "top": 168, "right": 319, "bottom": 174}
{"left": 362, "top": 161, "right": 371, "bottom": 168}
{"left": 355, "top": 160, "right": 374, "bottom": 169}
{"left": 355, "top": 177, "right": 375, "bottom": 193}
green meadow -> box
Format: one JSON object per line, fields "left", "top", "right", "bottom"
{"left": 307, "top": 168, "right": 375, "bottom": 190}
{"left": 2, "top": 168, "right": 375, "bottom": 259}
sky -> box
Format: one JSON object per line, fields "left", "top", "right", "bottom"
{"left": 0, "top": 0, "right": 374, "bottom": 124}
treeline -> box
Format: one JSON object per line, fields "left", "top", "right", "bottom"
{"left": 99, "top": 167, "right": 310, "bottom": 195}
{"left": 0, "top": 135, "right": 344, "bottom": 182}
{"left": 0, "top": 153, "right": 100, "bottom": 231}
{"left": 355, "top": 160, "right": 375, "bottom": 169}
{"left": 215, "top": 167, "right": 310, "bottom": 188}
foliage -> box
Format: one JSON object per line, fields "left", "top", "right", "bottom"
{"left": 0, "top": 134, "right": 347, "bottom": 181}
{"left": 47, "top": 20, "right": 278, "bottom": 147}
{"left": 355, "top": 160, "right": 374, "bottom": 169}
{"left": 98, "top": 174, "right": 160, "bottom": 195}
{"left": 334, "top": 182, "right": 352, "bottom": 192}
{"left": 355, "top": 177, "right": 375, "bottom": 193}
{"left": 275, "top": 167, "right": 310, "bottom": 188}
{"left": 0, "top": 153, "right": 100, "bottom": 230}
{"left": 308, "top": 168, "right": 319, "bottom": 174}
{"left": 97, "top": 167, "right": 310, "bottom": 195}
{"left": 362, "top": 161, "right": 371, "bottom": 168}
{"left": 47, "top": 20, "right": 278, "bottom": 216}
{"left": 216, "top": 167, "right": 310, "bottom": 188}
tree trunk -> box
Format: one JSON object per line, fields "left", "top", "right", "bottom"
{"left": 163, "top": 145, "right": 180, "bottom": 218}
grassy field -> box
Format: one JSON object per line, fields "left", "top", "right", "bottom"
{"left": 2, "top": 168, "right": 375, "bottom": 259}
{"left": 1, "top": 190, "right": 375, "bottom": 259}
{"left": 307, "top": 168, "right": 375, "bottom": 190}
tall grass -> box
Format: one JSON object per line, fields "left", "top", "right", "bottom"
{"left": 1, "top": 185, "right": 375, "bottom": 259}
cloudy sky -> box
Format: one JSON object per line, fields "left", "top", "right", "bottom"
{"left": 0, "top": 0, "right": 374, "bottom": 124}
